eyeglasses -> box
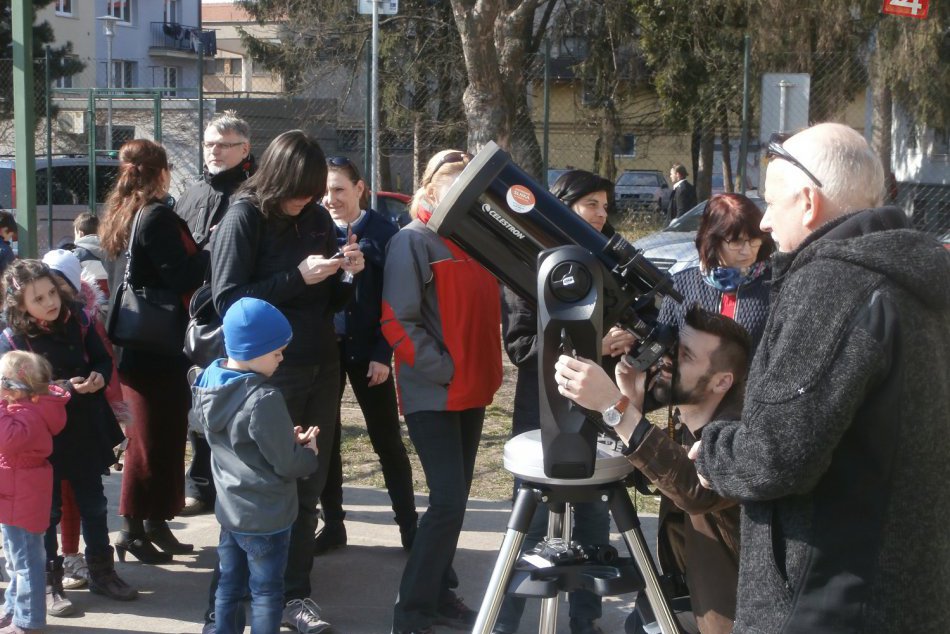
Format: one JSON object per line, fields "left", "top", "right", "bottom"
{"left": 766, "top": 132, "right": 823, "bottom": 188}
{"left": 203, "top": 141, "right": 246, "bottom": 151}
{"left": 723, "top": 237, "right": 763, "bottom": 251}
{"left": 0, "top": 377, "right": 30, "bottom": 392}
{"left": 327, "top": 156, "right": 355, "bottom": 168}
{"left": 426, "top": 151, "right": 472, "bottom": 183}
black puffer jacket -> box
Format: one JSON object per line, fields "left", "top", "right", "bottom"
{"left": 174, "top": 156, "right": 256, "bottom": 249}
{"left": 696, "top": 207, "right": 950, "bottom": 634}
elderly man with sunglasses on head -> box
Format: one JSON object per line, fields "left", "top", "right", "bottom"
{"left": 681, "top": 122, "right": 950, "bottom": 634}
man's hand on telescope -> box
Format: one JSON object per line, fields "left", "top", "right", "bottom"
{"left": 555, "top": 355, "right": 644, "bottom": 425}
{"left": 602, "top": 326, "right": 638, "bottom": 358}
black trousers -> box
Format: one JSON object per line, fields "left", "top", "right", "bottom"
{"left": 185, "top": 429, "right": 216, "bottom": 504}
{"left": 320, "top": 353, "right": 416, "bottom": 526}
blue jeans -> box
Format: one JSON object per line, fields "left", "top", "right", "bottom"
{"left": 215, "top": 527, "right": 291, "bottom": 634}
{"left": 393, "top": 408, "right": 484, "bottom": 632}
{"left": 2, "top": 525, "right": 46, "bottom": 630}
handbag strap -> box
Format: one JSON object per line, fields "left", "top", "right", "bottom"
{"left": 123, "top": 201, "right": 163, "bottom": 287}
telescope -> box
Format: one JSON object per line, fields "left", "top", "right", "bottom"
{"left": 428, "top": 141, "right": 682, "bottom": 479}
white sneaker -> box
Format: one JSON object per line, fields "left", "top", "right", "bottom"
{"left": 282, "top": 598, "right": 332, "bottom": 634}
{"left": 62, "top": 553, "right": 88, "bottom": 589}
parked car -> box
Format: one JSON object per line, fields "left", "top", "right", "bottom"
{"left": 615, "top": 170, "right": 669, "bottom": 213}
{"left": 0, "top": 155, "right": 120, "bottom": 253}
{"left": 546, "top": 168, "right": 571, "bottom": 188}
{"left": 375, "top": 190, "right": 412, "bottom": 227}
{"left": 633, "top": 194, "right": 766, "bottom": 275}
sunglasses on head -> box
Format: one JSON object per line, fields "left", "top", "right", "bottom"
{"left": 327, "top": 156, "right": 355, "bottom": 168}
{"left": 766, "top": 132, "right": 823, "bottom": 188}
{"left": 428, "top": 151, "right": 472, "bottom": 182}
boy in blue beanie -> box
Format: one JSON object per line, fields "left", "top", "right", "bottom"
{"left": 191, "top": 297, "right": 320, "bottom": 634}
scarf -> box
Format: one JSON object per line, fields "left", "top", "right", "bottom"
{"left": 702, "top": 260, "right": 769, "bottom": 294}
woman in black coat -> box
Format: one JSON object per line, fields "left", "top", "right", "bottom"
{"left": 99, "top": 139, "right": 208, "bottom": 564}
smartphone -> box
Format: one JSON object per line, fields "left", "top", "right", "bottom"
{"left": 329, "top": 251, "right": 346, "bottom": 260}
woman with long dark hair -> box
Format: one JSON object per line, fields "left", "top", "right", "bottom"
{"left": 99, "top": 139, "right": 208, "bottom": 563}
{"left": 658, "top": 193, "right": 774, "bottom": 350}
{"left": 208, "top": 129, "right": 364, "bottom": 633}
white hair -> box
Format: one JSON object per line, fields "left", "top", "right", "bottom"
{"left": 206, "top": 110, "right": 250, "bottom": 140}
{"left": 783, "top": 122, "right": 885, "bottom": 215}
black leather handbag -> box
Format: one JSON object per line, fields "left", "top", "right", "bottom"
{"left": 107, "top": 204, "right": 185, "bottom": 354}
{"left": 183, "top": 282, "right": 224, "bottom": 367}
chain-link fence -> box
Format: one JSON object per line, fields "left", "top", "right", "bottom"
{"left": 2, "top": 36, "right": 948, "bottom": 254}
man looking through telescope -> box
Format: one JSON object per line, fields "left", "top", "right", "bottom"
{"left": 556, "top": 306, "right": 750, "bottom": 634}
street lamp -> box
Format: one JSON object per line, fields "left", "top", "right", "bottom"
{"left": 97, "top": 15, "right": 121, "bottom": 151}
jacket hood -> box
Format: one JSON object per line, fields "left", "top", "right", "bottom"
{"left": 204, "top": 154, "right": 256, "bottom": 189}
{"left": 5, "top": 383, "right": 71, "bottom": 434}
{"left": 74, "top": 235, "right": 107, "bottom": 260}
{"left": 192, "top": 361, "right": 266, "bottom": 433}
{"left": 78, "top": 276, "right": 106, "bottom": 314}
{"left": 777, "top": 207, "right": 950, "bottom": 312}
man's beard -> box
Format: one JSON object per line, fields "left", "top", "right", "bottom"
{"left": 652, "top": 371, "right": 712, "bottom": 406}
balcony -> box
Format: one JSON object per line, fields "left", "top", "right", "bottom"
{"left": 150, "top": 22, "right": 215, "bottom": 59}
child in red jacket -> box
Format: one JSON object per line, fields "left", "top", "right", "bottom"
{"left": 0, "top": 350, "right": 69, "bottom": 633}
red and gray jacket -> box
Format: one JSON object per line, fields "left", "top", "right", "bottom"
{"left": 381, "top": 219, "right": 502, "bottom": 415}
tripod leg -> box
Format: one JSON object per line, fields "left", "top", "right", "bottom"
{"left": 609, "top": 486, "right": 682, "bottom": 634}
{"left": 539, "top": 502, "right": 566, "bottom": 634}
{"left": 473, "top": 485, "right": 539, "bottom": 634}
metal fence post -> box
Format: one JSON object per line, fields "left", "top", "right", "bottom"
{"left": 738, "top": 34, "right": 751, "bottom": 195}
{"left": 542, "top": 37, "right": 551, "bottom": 181}
{"left": 45, "top": 46, "right": 54, "bottom": 249}
{"left": 154, "top": 91, "right": 162, "bottom": 143}
{"left": 88, "top": 90, "right": 97, "bottom": 215}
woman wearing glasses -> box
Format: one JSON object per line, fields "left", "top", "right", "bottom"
{"left": 659, "top": 193, "right": 775, "bottom": 350}
{"left": 382, "top": 149, "right": 503, "bottom": 634}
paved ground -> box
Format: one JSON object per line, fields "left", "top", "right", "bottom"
{"left": 3, "top": 474, "right": 658, "bottom": 633}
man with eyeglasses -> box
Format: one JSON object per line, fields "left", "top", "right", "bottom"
{"left": 175, "top": 110, "right": 256, "bottom": 521}
{"left": 175, "top": 110, "right": 255, "bottom": 251}
{"left": 685, "top": 122, "right": 950, "bottom": 633}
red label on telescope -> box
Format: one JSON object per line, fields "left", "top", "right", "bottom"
{"left": 882, "top": 0, "right": 929, "bottom": 19}
{"left": 506, "top": 185, "right": 536, "bottom": 214}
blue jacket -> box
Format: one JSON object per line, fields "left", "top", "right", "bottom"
{"left": 337, "top": 209, "right": 398, "bottom": 365}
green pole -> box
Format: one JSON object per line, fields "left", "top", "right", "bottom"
{"left": 45, "top": 46, "right": 53, "bottom": 251}
{"left": 12, "top": 0, "right": 38, "bottom": 258}
{"left": 88, "top": 90, "right": 96, "bottom": 214}
{"left": 738, "top": 34, "right": 751, "bottom": 195}
{"left": 154, "top": 91, "right": 162, "bottom": 143}
{"left": 542, "top": 38, "right": 551, "bottom": 181}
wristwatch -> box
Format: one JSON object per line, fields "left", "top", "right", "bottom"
{"left": 602, "top": 395, "right": 630, "bottom": 428}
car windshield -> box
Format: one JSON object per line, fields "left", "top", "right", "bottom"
{"left": 664, "top": 195, "right": 765, "bottom": 232}
{"left": 617, "top": 172, "right": 662, "bottom": 187}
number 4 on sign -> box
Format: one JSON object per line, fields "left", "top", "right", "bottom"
{"left": 882, "top": 0, "right": 929, "bottom": 19}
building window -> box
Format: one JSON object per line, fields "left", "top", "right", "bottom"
{"left": 97, "top": 125, "right": 136, "bottom": 152}
{"left": 932, "top": 128, "right": 949, "bottom": 158}
{"left": 614, "top": 134, "right": 637, "bottom": 158}
{"left": 163, "top": 0, "right": 179, "bottom": 23}
{"left": 229, "top": 58, "right": 242, "bottom": 76}
{"left": 111, "top": 60, "right": 136, "bottom": 88}
{"left": 55, "top": 0, "right": 73, "bottom": 16}
{"left": 108, "top": 0, "right": 132, "bottom": 24}
{"left": 163, "top": 66, "right": 178, "bottom": 95}
{"left": 54, "top": 74, "right": 74, "bottom": 89}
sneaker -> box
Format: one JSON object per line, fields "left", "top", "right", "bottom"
{"left": 201, "top": 622, "right": 216, "bottom": 634}
{"left": 62, "top": 553, "right": 88, "bottom": 589}
{"left": 282, "top": 598, "right": 332, "bottom": 634}
{"left": 179, "top": 497, "right": 208, "bottom": 517}
{"left": 435, "top": 595, "right": 477, "bottom": 630}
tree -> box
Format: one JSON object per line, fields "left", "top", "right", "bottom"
{"left": 0, "top": 0, "right": 84, "bottom": 124}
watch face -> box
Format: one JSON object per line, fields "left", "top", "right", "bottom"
{"left": 603, "top": 407, "right": 621, "bottom": 427}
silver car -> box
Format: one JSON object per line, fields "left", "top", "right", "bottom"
{"left": 633, "top": 194, "right": 766, "bottom": 275}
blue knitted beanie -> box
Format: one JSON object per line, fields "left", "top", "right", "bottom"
{"left": 222, "top": 298, "right": 292, "bottom": 361}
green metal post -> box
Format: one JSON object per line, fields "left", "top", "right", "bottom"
{"left": 45, "top": 46, "right": 53, "bottom": 250}
{"left": 154, "top": 92, "right": 162, "bottom": 143}
{"left": 738, "top": 34, "right": 751, "bottom": 195}
{"left": 88, "top": 90, "right": 97, "bottom": 214}
{"left": 12, "top": 0, "right": 38, "bottom": 258}
{"left": 542, "top": 38, "right": 551, "bottom": 180}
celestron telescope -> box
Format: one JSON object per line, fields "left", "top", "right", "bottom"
{"left": 428, "top": 142, "right": 689, "bottom": 634}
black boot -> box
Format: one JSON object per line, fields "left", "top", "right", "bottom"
{"left": 313, "top": 520, "right": 347, "bottom": 556}
{"left": 45, "top": 556, "right": 75, "bottom": 617}
{"left": 115, "top": 531, "right": 173, "bottom": 565}
{"left": 145, "top": 519, "right": 194, "bottom": 554}
{"left": 87, "top": 547, "right": 138, "bottom": 601}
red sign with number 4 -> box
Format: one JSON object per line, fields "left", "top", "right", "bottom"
{"left": 883, "top": 0, "right": 929, "bottom": 19}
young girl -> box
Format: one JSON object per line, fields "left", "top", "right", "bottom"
{"left": 0, "top": 350, "right": 69, "bottom": 633}
{"left": 0, "top": 260, "right": 136, "bottom": 617}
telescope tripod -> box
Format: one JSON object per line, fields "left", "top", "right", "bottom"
{"left": 472, "top": 434, "right": 683, "bottom": 634}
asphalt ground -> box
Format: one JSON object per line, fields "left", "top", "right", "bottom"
{"left": 2, "top": 474, "right": 659, "bottom": 633}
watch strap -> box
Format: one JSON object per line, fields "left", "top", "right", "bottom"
{"left": 621, "top": 416, "right": 653, "bottom": 456}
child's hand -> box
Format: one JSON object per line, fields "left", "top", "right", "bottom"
{"left": 294, "top": 425, "right": 319, "bottom": 451}
{"left": 70, "top": 372, "right": 105, "bottom": 394}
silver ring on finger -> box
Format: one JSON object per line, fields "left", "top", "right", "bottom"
{"left": 566, "top": 378, "right": 572, "bottom": 390}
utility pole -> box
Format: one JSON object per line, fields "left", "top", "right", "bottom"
{"left": 13, "top": 0, "right": 38, "bottom": 258}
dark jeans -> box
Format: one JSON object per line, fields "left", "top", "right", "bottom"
{"left": 45, "top": 467, "right": 111, "bottom": 560}
{"left": 320, "top": 354, "right": 416, "bottom": 525}
{"left": 185, "top": 429, "right": 216, "bottom": 505}
{"left": 392, "top": 408, "right": 484, "bottom": 632}
{"left": 216, "top": 527, "right": 291, "bottom": 634}
{"left": 203, "top": 357, "right": 340, "bottom": 622}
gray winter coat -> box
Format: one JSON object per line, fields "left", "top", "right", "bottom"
{"left": 696, "top": 207, "right": 950, "bottom": 633}
{"left": 191, "top": 362, "right": 319, "bottom": 534}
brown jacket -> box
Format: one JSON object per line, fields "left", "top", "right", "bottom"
{"left": 628, "top": 424, "right": 740, "bottom": 634}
